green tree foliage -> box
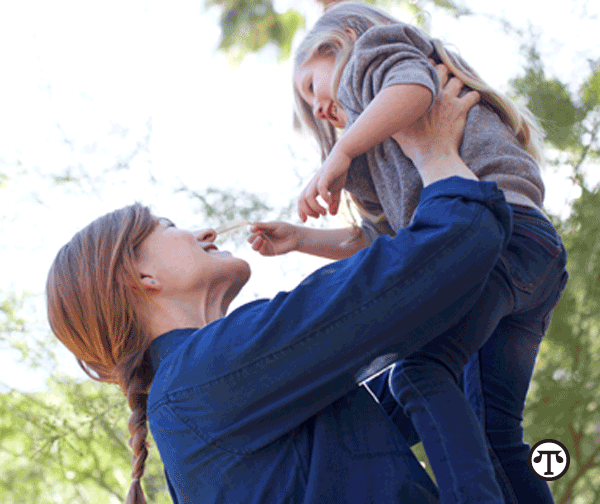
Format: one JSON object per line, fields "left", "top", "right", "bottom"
{"left": 510, "top": 43, "right": 600, "bottom": 503}
{"left": 207, "top": 0, "right": 470, "bottom": 61}
{"left": 0, "top": 378, "right": 170, "bottom": 503}
{"left": 208, "top": 0, "right": 305, "bottom": 61}
{"left": 523, "top": 183, "right": 600, "bottom": 504}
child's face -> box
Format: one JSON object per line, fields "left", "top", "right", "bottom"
{"left": 295, "top": 54, "right": 348, "bottom": 129}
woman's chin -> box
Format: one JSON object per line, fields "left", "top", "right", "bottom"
{"left": 229, "top": 258, "right": 252, "bottom": 292}
{"left": 221, "top": 261, "right": 251, "bottom": 311}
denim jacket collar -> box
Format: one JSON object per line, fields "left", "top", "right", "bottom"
{"left": 148, "top": 328, "right": 199, "bottom": 374}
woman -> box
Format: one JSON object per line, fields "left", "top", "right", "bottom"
{"left": 46, "top": 74, "right": 512, "bottom": 504}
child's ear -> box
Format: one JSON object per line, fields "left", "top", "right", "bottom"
{"left": 345, "top": 27, "right": 358, "bottom": 41}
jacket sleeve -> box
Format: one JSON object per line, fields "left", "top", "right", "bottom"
{"left": 167, "top": 178, "right": 512, "bottom": 452}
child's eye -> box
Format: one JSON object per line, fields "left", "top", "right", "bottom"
{"left": 159, "top": 218, "right": 176, "bottom": 228}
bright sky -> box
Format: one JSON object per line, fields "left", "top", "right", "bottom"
{"left": 0, "top": 0, "right": 597, "bottom": 391}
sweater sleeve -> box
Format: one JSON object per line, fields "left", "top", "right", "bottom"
{"left": 361, "top": 216, "right": 396, "bottom": 243}
{"left": 338, "top": 24, "right": 441, "bottom": 120}
{"left": 345, "top": 154, "right": 396, "bottom": 241}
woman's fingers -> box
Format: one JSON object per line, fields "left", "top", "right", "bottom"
{"left": 443, "top": 76, "right": 467, "bottom": 97}
{"left": 461, "top": 90, "right": 481, "bottom": 108}
{"left": 433, "top": 62, "right": 450, "bottom": 87}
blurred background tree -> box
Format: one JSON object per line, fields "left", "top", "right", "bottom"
{"left": 515, "top": 52, "right": 600, "bottom": 502}
{"left": 1, "top": 0, "right": 598, "bottom": 502}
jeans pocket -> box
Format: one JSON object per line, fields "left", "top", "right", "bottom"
{"left": 499, "top": 208, "right": 565, "bottom": 295}
{"left": 542, "top": 267, "right": 569, "bottom": 332}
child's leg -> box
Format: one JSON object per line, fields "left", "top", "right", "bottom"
{"left": 362, "top": 371, "right": 439, "bottom": 502}
{"left": 471, "top": 207, "right": 567, "bottom": 503}
{"left": 390, "top": 206, "right": 567, "bottom": 504}
{"left": 365, "top": 368, "right": 420, "bottom": 446}
{"left": 465, "top": 324, "right": 553, "bottom": 503}
{"left": 367, "top": 362, "right": 518, "bottom": 502}
{"left": 465, "top": 267, "right": 568, "bottom": 502}
{"left": 392, "top": 284, "right": 509, "bottom": 504}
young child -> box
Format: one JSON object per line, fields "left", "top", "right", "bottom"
{"left": 249, "top": 2, "right": 567, "bottom": 503}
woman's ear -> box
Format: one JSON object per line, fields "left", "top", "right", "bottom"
{"left": 140, "top": 276, "right": 161, "bottom": 292}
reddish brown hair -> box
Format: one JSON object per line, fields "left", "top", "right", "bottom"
{"left": 46, "top": 202, "right": 157, "bottom": 504}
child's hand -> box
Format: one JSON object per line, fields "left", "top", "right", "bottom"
{"left": 298, "top": 147, "right": 352, "bottom": 222}
{"left": 248, "top": 221, "right": 300, "bottom": 256}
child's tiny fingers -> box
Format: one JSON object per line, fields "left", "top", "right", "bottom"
{"left": 305, "top": 194, "right": 326, "bottom": 218}
{"left": 317, "top": 182, "right": 335, "bottom": 216}
{"left": 298, "top": 199, "right": 309, "bottom": 221}
{"left": 329, "top": 191, "right": 340, "bottom": 216}
{"left": 252, "top": 222, "right": 274, "bottom": 233}
{"left": 299, "top": 200, "right": 318, "bottom": 221}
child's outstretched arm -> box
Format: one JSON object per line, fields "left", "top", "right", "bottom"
{"left": 298, "top": 83, "right": 433, "bottom": 222}
{"left": 248, "top": 221, "right": 370, "bottom": 260}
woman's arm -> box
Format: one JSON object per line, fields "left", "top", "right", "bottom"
{"left": 392, "top": 69, "right": 479, "bottom": 186}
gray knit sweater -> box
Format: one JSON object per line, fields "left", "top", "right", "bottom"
{"left": 337, "top": 24, "right": 544, "bottom": 242}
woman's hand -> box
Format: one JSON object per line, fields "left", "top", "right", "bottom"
{"left": 248, "top": 221, "right": 301, "bottom": 256}
{"left": 297, "top": 146, "right": 352, "bottom": 222}
{"left": 391, "top": 64, "right": 480, "bottom": 184}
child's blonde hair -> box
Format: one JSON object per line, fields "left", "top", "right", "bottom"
{"left": 293, "top": 1, "right": 545, "bottom": 223}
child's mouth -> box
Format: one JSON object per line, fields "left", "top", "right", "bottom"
{"left": 327, "top": 102, "right": 341, "bottom": 124}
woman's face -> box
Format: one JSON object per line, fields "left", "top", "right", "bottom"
{"left": 295, "top": 53, "right": 348, "bottom": 129}
{"left": 136, "top": 217, "right": 251, "bottom": 297}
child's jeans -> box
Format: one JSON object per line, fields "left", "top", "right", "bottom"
{"left": 368, "top": 205, "right": 568, "bottom": 504}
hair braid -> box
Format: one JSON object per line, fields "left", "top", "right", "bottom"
{"left": 125, "top": 389, "right": 149, "bottom": 504}
{"left": 120, "top": 353, "right": 153, "bottom": 504}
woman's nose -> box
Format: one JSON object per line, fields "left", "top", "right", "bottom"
{"left": 195, "top": 228, "right": 217, "bottom": 243}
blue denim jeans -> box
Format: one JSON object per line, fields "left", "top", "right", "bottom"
{"left": 368, "top": 205, "right": 568, "bottom": 504}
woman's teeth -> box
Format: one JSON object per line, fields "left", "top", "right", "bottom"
{"left": 208, "top": 249, "right": 232, "bottom": 258}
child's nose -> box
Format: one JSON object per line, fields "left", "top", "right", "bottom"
{"left": 313, "top": 100, "right": 327, "bottom": 120}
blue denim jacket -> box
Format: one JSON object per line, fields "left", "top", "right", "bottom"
{"left": 147, "top": 178, "right": 512, "bottom": 504}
